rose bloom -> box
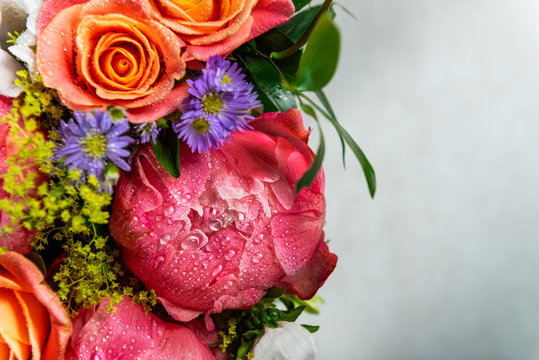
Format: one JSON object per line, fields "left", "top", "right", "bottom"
{"left": 148, "top": 0, "right": 295, "bottom": 61}
{"left": 66, "top": 297, "right": 214, "bottom": 360}
{"left": 36, "top": 0, "right": 187, "bottom": 123}
{"left": 110, "top": 110, "right": 337, "bottom": 322}
{"left": 0, "top": 251, "right": 72, "bottom": 359}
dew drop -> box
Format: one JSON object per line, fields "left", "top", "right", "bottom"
{"left": 164, "top": 206, "right": 174, "bottom": 216}
{"left": 223, "top": 280, "right": 233, "bottom": 290}
{"left": 224, "top": 249, "right": 236, "bottom": 260}
{"left": 181, "top": 229, "right": 208, "bottom": 250}
{"left": 211, "top": 264, "right": 223, "bottom": 277}
{"left": 254, "top": 233, "right": 264, "bottom": 244}
{"left": 155, "top": 215, "right": 162, "bottom": 222}
{"left": 209, "top": 219, "right": 222, "bottom": 231}
{"left": 252, "top": 253, "right": 263, "bottom": 264}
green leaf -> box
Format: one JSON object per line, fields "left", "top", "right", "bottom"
{"left": 320, "top": 110, "right": 376, "bottom": 198}
{"left": 284, "top": 305, "right": 306, "bottom": 322}
{"left": 236, "top": 341, "right": 254, "bottom": 359}
{"left": 277, "top": 5, "right": 321, "bottom": 43}
{"left": 243, "top": 329, "right": 262, "bottom": 340}
{"left": 279, "top": 296, "right": 295, "bottom": 310}
{"left": 293, "top": 0, "right": 312, "bottom": 12}
{"left": 264, "top": 287, "right": 287, "bottom": 300}
{"left": 295, "top": 117, "right": 325, "bottom": 193}
{"left": 234, "top": 52, "right": 296, "bottom": 112}
{"left": 255, "top": 30, "right": 301, "bottom": 76}
{"left": 294, "top": 12, "right": 340, "bottom": 91}
{"left": 301, "top": 324, "right": 320, "bottom": 333}
{"left": 151, "top": 129, "right": 180, "bottom": 178}
{"left": 316, "top": 90, "right": 346, "bottom": 165}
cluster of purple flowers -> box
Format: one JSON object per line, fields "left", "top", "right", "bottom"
{"left": 173, "top": 56, "right": 261, "bottom": 153}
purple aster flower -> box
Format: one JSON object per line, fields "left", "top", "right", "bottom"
{"left": 173, "top": 56, "right": 261, "bottom": 153}
{"left": 172, "top": 113, "right": 229, "bottom": 153}
{"left": 135, "top": 122, "right": 161, "bottom": 144}
{"left": 56, "top": 110, "right": 134, "bottom": 181}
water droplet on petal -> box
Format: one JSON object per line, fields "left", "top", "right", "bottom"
{"left": 181, "top": 229, "right": 208, "bottom": 250}
{"left": 164, "top": 206, "right": 174, "bottom": 216}
{"left": 211, "top": 264, "right": 223, "bottom": 277}
{"left": 224, "top": 249, "right": 236, "bottom": 260}
{"left": 254, "top": 233, "right": 264, "bottom": 244}
{"left": 223, "top": 280, "right": 233, "bottom": 290}
{"left": 209, "top": 219, "right": 222, "bottom": 231}
{"left": 252, "top": 253, "right": 263, "bottom": 264}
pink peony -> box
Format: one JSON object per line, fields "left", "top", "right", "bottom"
{"left": 109, "top": 109, "right": 337, "bottom": 322}
{"left": 65, "top": 297, "right": 214, "bottom": 359}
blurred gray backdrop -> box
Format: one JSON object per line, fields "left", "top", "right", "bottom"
{"left": 305, "top": 0, "right": 539, "bottom": 359}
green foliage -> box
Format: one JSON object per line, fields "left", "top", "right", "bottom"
{"left": 51, "top": 228, "right": 157, "bottom": 316}
{"left": 234, "top": 48, "right": 297, "bottom": 113}
{"left": 14, "top": 70, "right": 67, "bottom": 129}
{"left": 0, "top": 72, "right": 158, "bottom": 315}
{"left": 277, "top": 5, "right": 321, "bottom": 43}
{"left": 295, "top": 104, "right": 325, "bottom": 193}
{"left": 293, "top": 0, "right": 312, "bottom": 12}
{"left": 151, "top": 126, "right": 181, "bottom": 178}
{"left": 211, "top": 288, "right": 318, "bottom": 359}
{"left": 293, "top": 12, "right": 340, "bottom": 91}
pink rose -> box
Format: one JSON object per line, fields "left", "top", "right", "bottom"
{"left": 65, "top": 297, "right": 214, "bottom": 360}
{"left": 148, "top": 0, "right": 296, "bottom": 61}
{"left": 36, "top": 0, "right": 188, "bottom": 123}
{"left": 109, "top": 109, "right": 337, "bottom": 322}
{"left": 0, "top": 251, "right": 72, "bottom": 359}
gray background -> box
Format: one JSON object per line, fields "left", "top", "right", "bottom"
{"left": 305, "top": 0, "right": 539, "bottom": 359}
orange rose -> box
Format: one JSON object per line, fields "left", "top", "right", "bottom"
{"left": 0, "top": 251, "right": 71, "bottom": 360}
{"left": 36, "top": 0, "right": 187, "bottom": 123}
{"left": 148, "top": 0, "right": 295, "bottom": 60}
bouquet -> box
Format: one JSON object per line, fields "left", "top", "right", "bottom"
{"left": 0, "top": 0, "right": 375, "bottom": 359}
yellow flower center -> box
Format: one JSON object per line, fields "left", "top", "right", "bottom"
{"left": 201, "top": 93, "right": 223, "bottom": 115}
{"left": 221, "top": 75, "right": 231, "bottom": 85}
{"left": 192, "top": 118, "right": 210, "bottom": 134}
{"left": 81, "top": 133, "right": 107, "bottom": 158}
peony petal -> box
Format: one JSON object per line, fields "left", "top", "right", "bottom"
{"left": 281, "top": 236, "right": 338, "bottom": 299}
{"left": 68, "top": 297, "right": 214, "bottom": 360}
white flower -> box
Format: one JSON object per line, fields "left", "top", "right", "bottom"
{"left": 0, "top": 0, "right": 43, "bottom": 97}
{"left": 252, "top": 322, "right": 317, "bottom": 360}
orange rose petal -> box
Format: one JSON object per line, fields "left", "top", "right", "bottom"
{"left": 0, "top": 341, "right": 10, "bottom": 359}
{"left": 187, "top": 0, "right": 219, "bottom": 22}
{"left": 15, "top": 291, "right": 51, "bottom": 359}
{"left": 0, "top": 252, "right": 72, "bottom": 360}
{"left": 126, "top": 82, "right": 189, "bottom": 123}
{"left": 0, "top": 288, "right": 30, "bottom": 345}
{"left": 185, "top": 16, "right": 253, "bottom": 60}
{"left": 0, "top": 333, "right": 30, "bottom": 360}
{"left": 0, "top": 269, "right": 24, "bottom": 291}
{"left": 37, "top": 5, "right": 107, "bottom": 110}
